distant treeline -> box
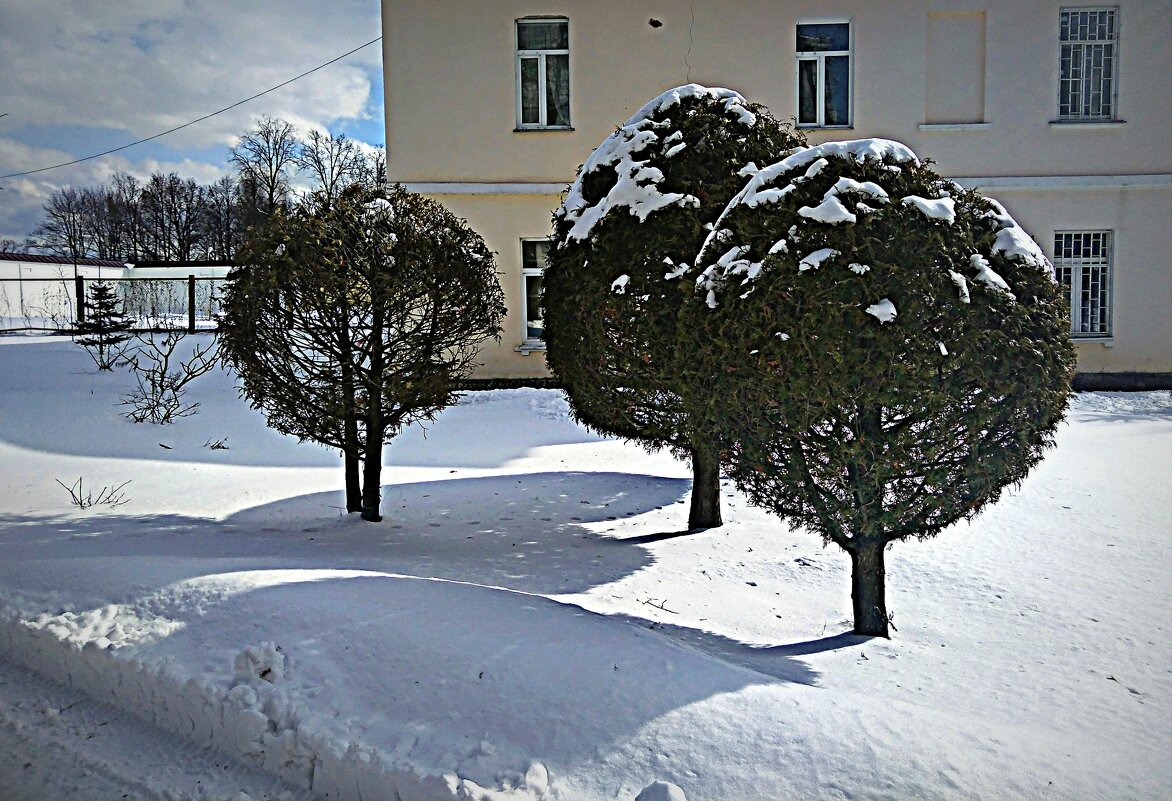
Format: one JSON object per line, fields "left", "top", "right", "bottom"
{"left": 8, "top": 117, "right": 384, "bottom": 263}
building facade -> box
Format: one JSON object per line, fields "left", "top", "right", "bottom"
{"left": 382, "top": 0, "right": 1171, "bottom": 381}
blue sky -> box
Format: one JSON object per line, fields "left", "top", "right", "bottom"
{"left": 0, "top": 1, "right": 385, "bottom": 244}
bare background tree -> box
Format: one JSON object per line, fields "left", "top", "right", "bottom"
{"left": 295, "top": 130, "right": 365, "bottom": 205}
{"left": 18, "top": 116, "right": 386, "bottom": 263}
{"left": 230, "top": 115, "right": 298, "bottom": 220}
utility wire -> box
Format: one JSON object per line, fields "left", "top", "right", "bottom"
{"left": 0, "top": 37, "right": 381, "bottom": 180}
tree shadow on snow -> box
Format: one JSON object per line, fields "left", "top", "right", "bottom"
{"left": 0, "top": 472, "right": 694, "bottom": 601}
{"left": 225, "top": 471, "right": 693, "bottom": 595}
{"left": 0, "top": 340, "right": 601, "bottom": 468}
{"left": 600, "top": 613, "right": 862, "bottom": 686}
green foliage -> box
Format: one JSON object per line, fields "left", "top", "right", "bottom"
{"left": 220, "top": 184, "right": 505, "bottom": 518}
{"left": 543, "top": 87, "right": 805, "bottom": 528}
{"left": 692, "top": 147, "right": 1075, "bottom": 557}
{"left": 75, "top": 280, "right": 133, "bottom": 370}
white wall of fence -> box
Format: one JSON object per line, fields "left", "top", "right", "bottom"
{"left": 0, "top": 261, "right": 233, "bottom": 332}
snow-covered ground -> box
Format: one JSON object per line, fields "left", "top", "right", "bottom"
{"left": 0, "top": 335, "right": 1168, "bottom": 801}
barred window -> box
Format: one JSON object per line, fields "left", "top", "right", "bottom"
{"left": 1058, "top": 7, "right": 1118, "bottom": 121}
{"left": 1054, "top": 231, "right": 1113, "bottom": 337}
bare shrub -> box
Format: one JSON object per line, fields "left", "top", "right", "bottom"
{"left": 122, "top": 331, "right": 219, "bottom": 424}
{"left": 56, "top": 477, "right": 131, "bottom": 509}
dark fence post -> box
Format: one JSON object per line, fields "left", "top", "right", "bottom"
{"left": 188, "top": 275, "right": 196, "bottom": 333}
{"left": 75, "top": 276, "right": 85, "bottom": 325}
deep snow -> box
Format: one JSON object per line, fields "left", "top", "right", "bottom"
{"left": 0, "top": 336, "right": 1169, "bottom": 800}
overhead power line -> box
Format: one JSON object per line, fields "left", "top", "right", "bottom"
{"left": 0, "top": 37, "right": 381, "bottom": 180}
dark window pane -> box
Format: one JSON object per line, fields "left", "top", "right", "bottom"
{"left": 825, "top": 55, "right": 850, "bottom": 125}
{"left": 798, "top": 59, "right": 818, "bottom": 124}
{"left": 520, "top": 58, "right": 539, "bottom": 124}
{"left": 518, "top": 21, "right": 568, "bottom": 50}
{"left": 526, "top": 275, "right": 544, "bottom": 340}
{"left": 797, "top": 23, "right": 849, "bottom": 52}
{"left": 522, "top": 240, "right": 549, "bottom": 270}
{"left": 546, "top": 54, "right": 570, "bottom": 126}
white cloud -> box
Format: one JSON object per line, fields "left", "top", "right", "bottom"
{"left": 0, "top": 1, "right": 380, "bottom": 144}
{"left": 0, "top": 0, "right": 382, "bottom": 241}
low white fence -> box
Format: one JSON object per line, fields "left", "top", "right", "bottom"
{"left": 0, "top": 263, "right": 232, "bottom": 333}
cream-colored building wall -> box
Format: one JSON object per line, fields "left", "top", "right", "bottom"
{"left": 383, "top": 0, "right": 1172, "bottom": 378}
{"left": 981, "top": 185, "right": 1171, "bottom": 372}
{"left": 423, "top": 193, "right": 556, "bottom": 379}
{"left": 385, "top": 0, "right": 1171, "bottom": 181}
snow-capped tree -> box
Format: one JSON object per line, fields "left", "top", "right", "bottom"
{"left": 75, "top": 280, "right": 133, "bottom": 370}
{"left": 544, "top": 84, "right": 805, "bottom": 531}
{"left": 692, "top": 140, "right": 1076, "bottom": 636}
{"left": 220, "top": 184, "right": 506, "bottom": 521}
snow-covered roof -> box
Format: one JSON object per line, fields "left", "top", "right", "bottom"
{"left": 0, "top": 252, "right": 127, "bottom": 268}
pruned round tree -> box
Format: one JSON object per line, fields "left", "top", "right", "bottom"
{"left": 692, "top": 139, "right": 1076, "bottom": 636}
{"left": 220, "top": 184, "right": 505, "bottom": 521}
{"left": 544, "top": 84, "right": 805, "bottom": 530}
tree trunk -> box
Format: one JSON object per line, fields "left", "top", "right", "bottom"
{"left": 849, "top": 538, "right": 889, "bottom": 637}
{"left": 360, "top": 312, "right": 384, "bottom": 522}
{"left": 339, "top": 311, "right": 362, "bottom": 513}
{"left": 688, "top": 442, "right": 723, "bottom": 530}
{"left": 344, "top": 451, "right": 362, "bottom": 513}
{"left": 361, "top": 441, "right": 383, "bottom": 521}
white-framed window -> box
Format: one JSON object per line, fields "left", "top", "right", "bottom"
{"left": 1054, "top": 230, "right": 1113, "bottom": 337}
{"left": 1058, "top": 7, "right": 1119, "bottom": 121}
{"left": 516, "top": 18, "right": 570, "bottom": 130}
{"left": 520, "top": 239, "right": 548, "bottom": 347}
{"left": 796, "top": 21, "right": 851, "bottom": 127}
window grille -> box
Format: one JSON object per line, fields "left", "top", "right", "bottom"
{"left": 1059, "top": 7, "right": 1118, "bottom": 120}
{"left": 1054, "top": 230, "right": 1113, "bottom": 336}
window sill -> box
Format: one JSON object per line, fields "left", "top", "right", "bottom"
{"left": 514, "top": 126, "right": 575, "bottom": 133}
{"left": 1049, "top": 120, "right": 1127, "bottom": 129}
{"left": 797, "top": 124, "right": 854, "bottom": 130}
{"left": 515, "top": 342, "right": 547, "bottom": 355}
{"left": 1073, "top": 336, "right": 1114, "bottom": 347}
{"left": 917, "top": 123, "right": 991, "bottom": 131}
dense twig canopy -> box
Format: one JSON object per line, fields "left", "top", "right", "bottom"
{"left": 219, "top": 183, "right": 505, "bottom": 481}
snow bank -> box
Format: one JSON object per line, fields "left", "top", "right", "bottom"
{"left": 0, "top": 594, "right": 486, "bottom": 800}
{"left": 0, "top": 340, "right": 1167, "bottom": 801}
{"left": 0, "top": 569, "right": 789, "bottom": 801}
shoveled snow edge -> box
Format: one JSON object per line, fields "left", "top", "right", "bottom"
{"left": 0, "top": 604, "right": 509, "bottom": 801}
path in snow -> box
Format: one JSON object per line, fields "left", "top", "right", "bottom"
{"left": 0, "top": 655, "right": 314, "bottom": 801}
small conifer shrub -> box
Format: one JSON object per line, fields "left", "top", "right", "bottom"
{"left": 75, "top": 280, "right": 133, "bottom": 370}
